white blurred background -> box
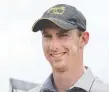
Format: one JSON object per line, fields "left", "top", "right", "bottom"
{"left": 0, "top": 0, "right": 109, "bottom": 91}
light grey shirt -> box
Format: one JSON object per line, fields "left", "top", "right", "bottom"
{"left": 30, "top": 67, "right": 109, "bottom": 92}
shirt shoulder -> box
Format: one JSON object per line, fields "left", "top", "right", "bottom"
{"left": 28, "top": 84, "right": 42, "bottom": 92}
{"left": 91, "top": 77, "right": 109, "bottom": 92}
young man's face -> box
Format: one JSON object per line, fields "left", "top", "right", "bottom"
{"left": 41, "top": 23, "right": 89, "bottom": 72}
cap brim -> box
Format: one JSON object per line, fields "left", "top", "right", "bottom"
{"left": 32, "top": 18, "right": 76, "bottom": 32}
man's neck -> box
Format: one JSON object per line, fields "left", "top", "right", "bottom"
{"left": 53, "top": 66, "right": 85, "bottom": 92}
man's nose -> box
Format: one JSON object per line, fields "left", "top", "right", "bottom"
{"left": 49, "top": 37, "right": 61, "bottom": 51}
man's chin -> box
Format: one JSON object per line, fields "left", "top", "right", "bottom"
{"left": 53, "top": 65, "right": 67, "bottom": 72}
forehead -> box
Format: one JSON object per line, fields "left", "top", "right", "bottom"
{"left": 42, "top": 28, "right": 69, "bottom": 34}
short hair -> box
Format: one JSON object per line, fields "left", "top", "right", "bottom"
{"left": 77, "top": 27, "right": 85, "bottom": 37}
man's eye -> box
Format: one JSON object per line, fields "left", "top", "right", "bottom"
{"left": 43, "top": 35, "right": 52, "bottom": 38}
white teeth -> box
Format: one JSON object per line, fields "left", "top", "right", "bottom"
{"left": 51, "top": 53, "right": 65, "bottom": 58}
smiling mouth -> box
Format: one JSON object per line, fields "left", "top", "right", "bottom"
{"left": 50, "top": 52, "right": 66, "bottom": 58}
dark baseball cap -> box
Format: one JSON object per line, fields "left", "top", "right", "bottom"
{"left": 32, "top": 4, "right": 86, "bottom": 32}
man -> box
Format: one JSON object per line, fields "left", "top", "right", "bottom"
{"left": 31, "top": 4, "right": 109, "bottom": 92}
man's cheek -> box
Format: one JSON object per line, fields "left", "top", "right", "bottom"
{"left": 71, "top": 45, "right": 79, "bottom": 53}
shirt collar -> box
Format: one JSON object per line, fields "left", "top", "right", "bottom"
{"left": 40, "top": 74, "right": 56, "bottom": 92}
{"left": 68, "top": 66, "right": 95, "bottom": 91}
{"left": 40, "top": 66, "right": 95, "bottom": 92}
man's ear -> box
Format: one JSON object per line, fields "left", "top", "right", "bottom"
{"left": 80, "top": 31, "right": 89, "bottom": 48}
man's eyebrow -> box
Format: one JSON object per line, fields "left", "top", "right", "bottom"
{"left": 56, "top": 30, "right": 69, "bottom": 35}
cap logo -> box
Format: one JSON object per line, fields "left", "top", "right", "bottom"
{"left": 47, "top": 6, "right": 65, "bottom": 15}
